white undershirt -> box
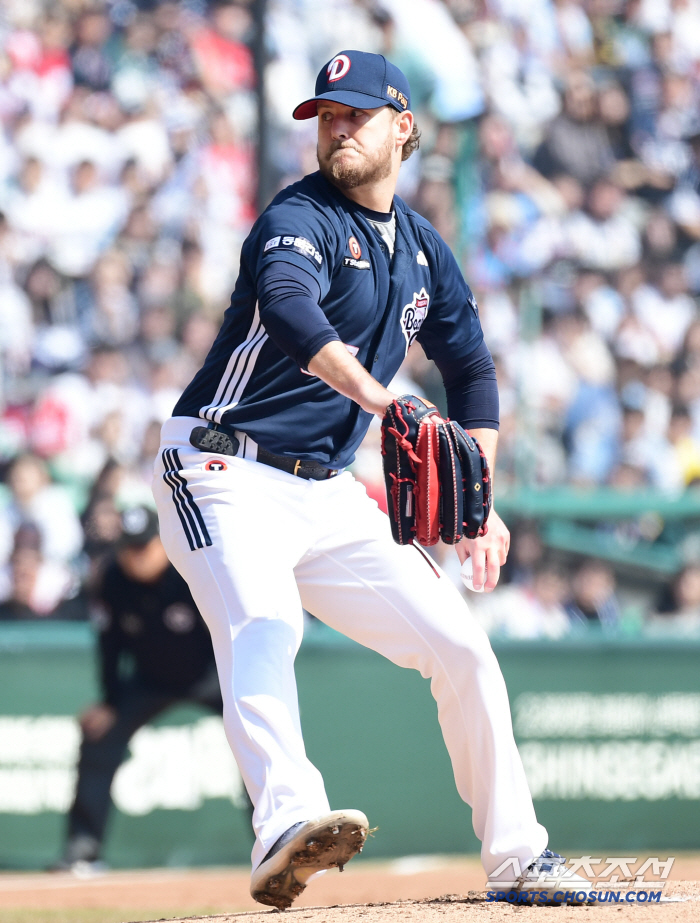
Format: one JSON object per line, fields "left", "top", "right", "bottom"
{"left": 367, "top": 212, "right": 396, "bottom": 258}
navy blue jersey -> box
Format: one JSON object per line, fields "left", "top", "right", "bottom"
{"left": 173, "top": 172, "right": 486, "bottom": 468}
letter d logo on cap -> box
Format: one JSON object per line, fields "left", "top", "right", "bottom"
{"left": 327, "top": 54, "right": 351, "bottom": 82}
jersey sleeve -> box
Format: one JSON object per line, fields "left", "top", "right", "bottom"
{"left": 250, "top": 199, "right": 337, "bottom": 301}
{"left": 417, "top": 235, "right": 484, "bottom": 363}
{"left": 417, "top": 235, "right": 499, "bottom": 430}
{"left": 441, "top": 339, "right": 499, "bottom": 431}
{"left": 258, "top": 262, "right": 341, "bottom": 369}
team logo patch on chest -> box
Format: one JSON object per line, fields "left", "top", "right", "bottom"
{"left": 400, "top": 287, "right": 430, "bottom": 351}
{"left": 205, "top": 458, "right": 228, "bottom": 471}
{"left": 344, "top": 234, "right": 370, "bottom": 270}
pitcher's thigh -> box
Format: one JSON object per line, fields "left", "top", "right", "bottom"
{"left": 297, "top": 524, "right": 494, "bottom": 675}
{"left": 152, "top": 459, "right": 305, "bottom": 645}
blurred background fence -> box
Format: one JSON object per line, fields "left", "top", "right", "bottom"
{"left": 1, "top": 0, "right": 700, "bottom": 866}
{"left": 4, "top": 621, "right": 700, "bottom": 868}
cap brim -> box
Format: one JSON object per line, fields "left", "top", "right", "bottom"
{"left": 118, "top": 539, "right": 153, "bottom": 551}
{"left": 293, "top": 89, "right": 394, "bottom": 120}
{"left": 117, "top": 531, "right": 159, "bottom": 549}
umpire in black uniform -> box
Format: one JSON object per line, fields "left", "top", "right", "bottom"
{"left": 56, "top": 506, "right": 245, "bottom": 870}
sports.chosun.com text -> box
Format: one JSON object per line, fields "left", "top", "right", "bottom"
{"left": 486, "top": 890, "right": 662, "bottom": 903}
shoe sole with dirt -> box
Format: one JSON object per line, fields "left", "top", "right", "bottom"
{"left": 250, "top": 809, "right": 369, "bottom": 910}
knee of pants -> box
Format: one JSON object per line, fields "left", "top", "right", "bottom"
{"left": 213, "top": 617, "right": 303, "bottom": 702}
{"left": 419, "top": 612, "right": 501, "bottom": 681}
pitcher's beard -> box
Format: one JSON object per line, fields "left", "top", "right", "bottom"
{"left": 318, "top": 138, "right": 393, "bottom": 190}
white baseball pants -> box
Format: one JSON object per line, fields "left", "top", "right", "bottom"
{"left": 152, "top": 417, "right": 548, "bottom": 876}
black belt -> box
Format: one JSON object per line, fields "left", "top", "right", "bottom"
{"left": 189, "top": 422, "right": 340, "bottom": 481}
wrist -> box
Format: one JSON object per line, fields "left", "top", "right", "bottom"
{"left": 365, "top": 390, "right": 399, "bottom": 417}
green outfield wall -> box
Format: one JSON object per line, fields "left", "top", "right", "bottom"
{"left": 0, "top": 622, "right": 698, "bottom": 869}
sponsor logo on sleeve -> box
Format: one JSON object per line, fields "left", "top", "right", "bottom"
{"left": 400, "top": 287, "right": 430, "bottom": 352}
{"left": 263, "top": 235, "right": 323, "bottom": 270}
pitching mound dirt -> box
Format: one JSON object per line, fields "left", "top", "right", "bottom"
{"left": 163, "top": 882, "right": 700, "bottom": 923}
{"left": 2, "top": 858, "right": 699, "bottom": 923}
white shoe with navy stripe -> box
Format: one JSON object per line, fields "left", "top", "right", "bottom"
{"left": 488, "top": 850, "right": 594, "bottom": 904}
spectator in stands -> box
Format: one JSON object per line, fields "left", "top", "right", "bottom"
{"left": 631, "top": 262, "right": 696, "bottom": 362}
{"left": 650, "top": 563, "right": 700, "bottom": 634}
{"left": 3, "top": 453, "right": 83, "bottom": 565}
{"left": 49, "top": 158, "right": 129, "bottom": 278}
{"left": 189, "top": 0, "right": 255, "bottom": 99}
{"left": 474, "top": 562, "right": 571, "bottom": 639}
{"left": 501, "top": 521, "right": 545, "bottom": 586}
{"left": 669, "top": 123, "right": 700, "bottom": 242}
{"left": 533, "top": 70, "right": 615, "bottom": 185}
{"left": 565, "top": 559, "right": 621, "bottom": 629}
{"left": 0, "top": 523, "right": 80, "bottom": 620}
{"left": 564, "top": 178, "right": 642, "bottom": 272}
{"left": 666, "top": 404, "right": 700, "bottom": 487}
{"left": 617, "top": 404, "right": 654, "bottom": 484}
{"left": 70, "top": 7, "right": 113, "bottom": 93}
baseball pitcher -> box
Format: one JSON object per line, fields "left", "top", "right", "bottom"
{"left": 152, "top": 50, "right": 592, "bottom": 909}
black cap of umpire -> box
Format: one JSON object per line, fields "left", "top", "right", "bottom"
{"left": 117, "top": 506, "right": 160, "bottom": 549}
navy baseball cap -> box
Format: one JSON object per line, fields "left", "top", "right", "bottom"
{"left": 293, "top": 50, "right": 411, "bottom": 120}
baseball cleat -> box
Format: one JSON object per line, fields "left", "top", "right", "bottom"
{"left": 250, "top": 809, "right": 369, "bottom": 909}
{"left": 488, "top": 849, "right": 594, "bottom": 904}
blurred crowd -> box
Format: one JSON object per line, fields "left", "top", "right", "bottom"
{"left": 0, "top": 0, "right": 700, "bottom": 635}
{"left": 0, "top": 0, "right": 256, "bottom": 620}
{"left": 468, "top": 526, "right": 700, "bottom": 639}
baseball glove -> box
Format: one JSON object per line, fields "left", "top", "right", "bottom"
{"left": 380, "top": 395, "right": 491, "bottom": 547}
